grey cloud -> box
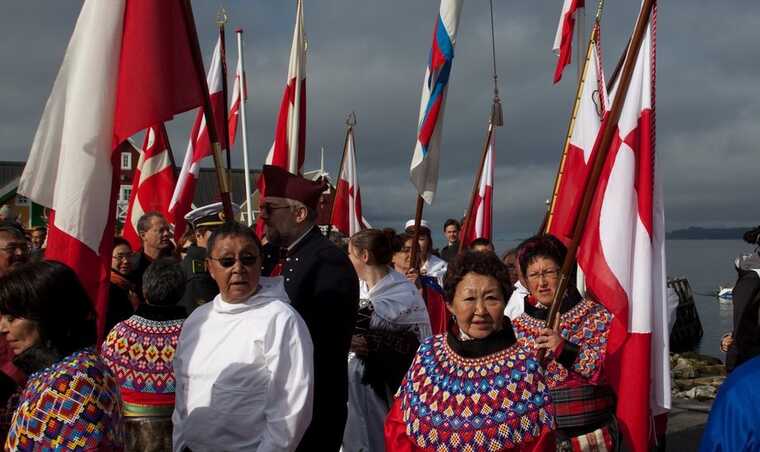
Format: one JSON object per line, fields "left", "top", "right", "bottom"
{"left": 1, "top": 0, "right": 759, "bottom": 239}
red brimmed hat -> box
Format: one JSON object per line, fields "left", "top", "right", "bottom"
{"left": 262, "top": 165, "right": 326, "bottom": 210}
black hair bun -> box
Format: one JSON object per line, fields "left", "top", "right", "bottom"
{"left": 743, "top": 225, "right": 760, "bottom": 245}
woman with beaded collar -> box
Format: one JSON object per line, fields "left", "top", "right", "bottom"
{"left": 510, "top": 235, "right": 618, "bottom": 451}
{"left": 385, "top": 251, "right": 555, "bottom": 451}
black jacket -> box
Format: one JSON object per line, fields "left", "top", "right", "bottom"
{"left": 730, "top": 267, "right": 760, "bottom": 369}
{"left": 262, "top": 226, "right": 359, "bottom": 451}
{"left": 179, "top": 245, "right": 219, "bottom": 315}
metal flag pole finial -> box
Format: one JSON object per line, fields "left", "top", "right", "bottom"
{"left": 216, "top": 6, "right": 228, "bottom": 26}
{"left": 346, "top": 111, "right": 357, "bottom": 127}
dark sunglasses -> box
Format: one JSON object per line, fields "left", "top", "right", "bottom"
{"left": 209, "top": 254, "right": 259, "bottom": 268}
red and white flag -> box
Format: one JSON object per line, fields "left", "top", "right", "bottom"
{"left": 18, "top": 0, "right": 206, "bottom": 336}
{"left": 228, "top": 54, "right": 245, "bottom": 148}
{"left": 169, "top": 36, "right": 228, "bottom": 240}
{"left": 553, "top": 0, "right": 584, "bottom": 84}
{"left": 547, "top": 32, "right": 607, "bottom": 242}
{"left": 461, "top": 129, "right": 495, "bottom": 248}
{"left": 122, "top": 124, "right": 178, "bottom": 250}
{"left": 256, "top": 0, "right": 306, "bottom": 237}
{"left": 330, "top": 128, "right": 368, "bottom": 237}
{"left": 266, "top": 0, "right": 306, "bottom": 174}
{"left": 576, "top": 7, "right": 668, "bottom": 450}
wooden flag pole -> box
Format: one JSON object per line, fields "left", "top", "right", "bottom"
{"left": 181, "top": 0, "right": 233, "bottom": 220}
{"left": 459, "top": 121, "right": 494, "bottom": 253}
{"left": 544, "top": 0, "right": 606, "bottom": 234}
{"left": 408, "top": 195, "right": 426, "bottom": 272}
{"left": 542, "top": 0, "right": 656, "bottom": 350}
{"left": 325, "top": 112, "right": 356, "bottom": 237}
{"left": 217, "top": 10, "right": 232, "bottom": 184}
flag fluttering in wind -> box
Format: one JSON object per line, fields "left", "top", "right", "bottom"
{"left": 256, "top": 0, "right": 307, "bottom": 237}
{"left": 228, "top": 54, "right": 245, "bottom": 148}
{"left": 169, "top": 36, "right": 228, "bottom": 240}
{"left": 547, "top": 30, "right": 607, "bottom": 242}
{"left": 576, "top": 6, "right": 668, "bottom": 450}
{"left": 122, "top": 124, "right": 178, "bottom": 250}
{"left": 18, "top": 0, "right": 206, "bottom": 336}
{"left": 409, "top": 0, "right": 464, "bottom": 204}
{"left": 330, "top": 128, "right": 368, "bottom": 237}
{"left": 266, "top": 0, "right": 306, "bottom": 174}
{"left": 553, "top": 0, "right": 584, "bottom": 84}
{"left": 461, "top": 130, "right": 494, "bottom": 248}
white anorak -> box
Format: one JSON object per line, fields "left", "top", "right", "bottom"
{"left": 172, "top": 276, "right": 314, "bottom": 452}
{"left": 505, "top": 280, "right": 529, "bottom": 320}
{"left": 361, "top": 269, "right": 432, "bottom": 341}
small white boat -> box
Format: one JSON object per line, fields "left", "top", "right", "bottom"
{"left": 717, "top": 286, "right": 733, "bottom": 302}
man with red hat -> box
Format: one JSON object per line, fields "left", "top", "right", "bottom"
{"left": 259, "top": 165, "right": 359, "bottom": 452}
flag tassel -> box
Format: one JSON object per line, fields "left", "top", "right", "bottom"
{"left": 542, "top": 0, "right": 656, "bottom": 342}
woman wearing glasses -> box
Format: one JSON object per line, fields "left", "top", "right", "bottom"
{"left": 511, "top": 235, "right": 618, "bottom": 451}
{"left": 107, "top": 237, "right": 140, "bottom": 331}
{"left": 172, "top": 221, "right": 314, "bottom": 452}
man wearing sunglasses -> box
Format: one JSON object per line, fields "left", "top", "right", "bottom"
{"left": 179, "top": 202, "right": 240, "bottom": 315}
{"left": 259, "top": 165, "right": 359, "bottom": 452}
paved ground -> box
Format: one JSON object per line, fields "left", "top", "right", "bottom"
{"left": 664, "top": 399, "right": 712, "bottom": 451}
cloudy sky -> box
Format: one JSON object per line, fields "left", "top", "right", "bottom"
{"left": 2, "top": 1, "right": 758, "bottom": 240}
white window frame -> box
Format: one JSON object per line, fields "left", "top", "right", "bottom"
{"left": 121, "top": 152, "right": 132, "bottom": 170}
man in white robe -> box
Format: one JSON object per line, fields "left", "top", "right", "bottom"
{"left": 173, "top": 222, "right": 314, "bottom": 452}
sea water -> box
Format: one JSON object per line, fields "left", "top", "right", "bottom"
{"left": 487, "top": 237, "right": 751, "bottom": 360}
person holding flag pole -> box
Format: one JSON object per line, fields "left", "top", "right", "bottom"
{"left": 535, "top": 0, "right": 668, "bottom": 449}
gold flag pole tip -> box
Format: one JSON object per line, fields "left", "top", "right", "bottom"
{"left": 216, "top": 7, "right": 228, "bottom": 26}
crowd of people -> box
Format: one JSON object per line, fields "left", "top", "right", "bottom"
{"left": 0, "top": 166, "right": 759, "bottom": 451}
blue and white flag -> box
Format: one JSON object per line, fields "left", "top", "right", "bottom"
{"left": 409, "top": 0, "right": 463, "bottom": 204}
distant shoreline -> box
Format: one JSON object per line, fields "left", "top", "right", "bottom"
{"left": 666, "top": 227, "right": 752, "bottom": 240}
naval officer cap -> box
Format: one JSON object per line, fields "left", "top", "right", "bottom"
{"left": 404, "top": 219, "right": 431, "bottom": 233}
{"left": 262, "top": 164, "right": 327, "bottom": 210}
{"left": 184, "top": 202, "right": 241, "bottom": 229}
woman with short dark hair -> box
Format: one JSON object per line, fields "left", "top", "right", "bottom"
{"left": 385, "top": 251, "right": 555, "bottom": 451}
{"left": 511, "top": 234, "right": 618, "bottom": 450}
{"left": 101, "top": 258, "right": 187, "bottom": 451}
{"left": 0, "top": 261, "right": 122, "bottom": 450}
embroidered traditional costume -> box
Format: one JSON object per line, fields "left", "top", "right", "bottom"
{"left": 511, "top": 290, "right": 618, "bottom": 451}
{"left": 385, "top": 324, "right": 555, "bottom": 451}
{"left": 101, "top": 304, "right": 185, "bottom": 417}
{"left": 5, "top": 347, "right": 123, "bottom": 451}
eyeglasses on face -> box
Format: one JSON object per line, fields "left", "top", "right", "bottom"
{"left": 261, "top": 203, "right": 292, "bottom": 214}
{"left": 209, "top": 254, "right": 260, "bottom": 268}
{"left": 0, "top": 243, "right": 29, "bottom": 255}
{"left": 526, "top": 268, "right": 561, "bottom": 281}
{"left": 112, "top": 253, "right": 131, "bottom": 262}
